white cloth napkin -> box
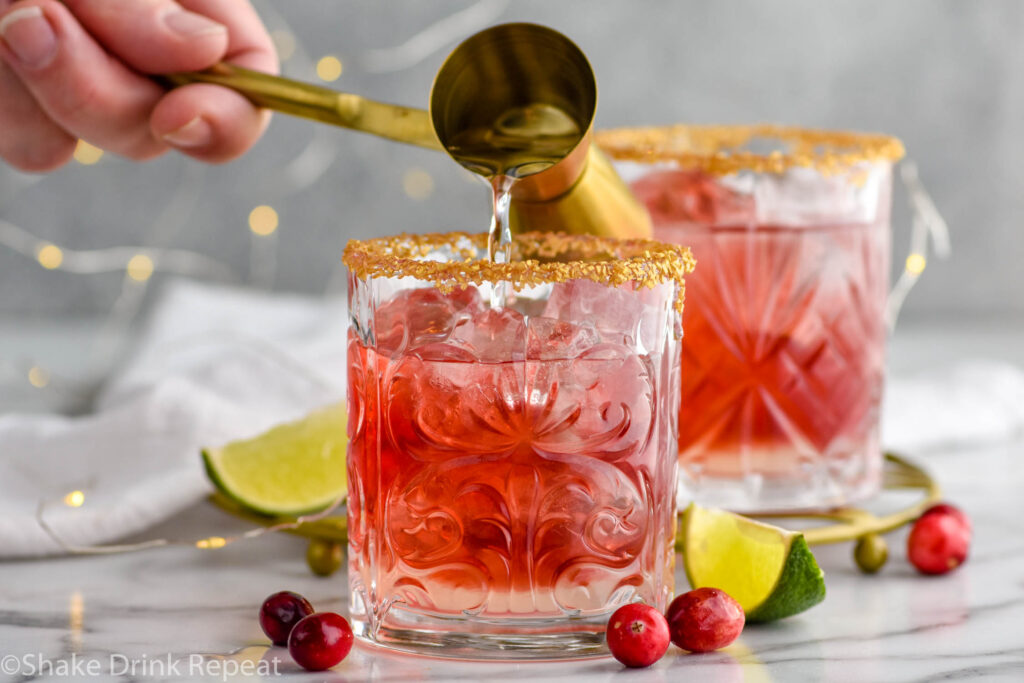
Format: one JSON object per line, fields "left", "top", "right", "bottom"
{"left": 881, "top": 360, "right": 1024, "bottom": 452}
{"left": 1, "top": 279, "right": 1022, "bottom": 558}
{"left": 0, "top": 280, "right": 347, "bottom": 558}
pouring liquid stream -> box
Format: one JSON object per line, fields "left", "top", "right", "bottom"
{"left": 447, "top": 103, "right": 582, "bottom": 307}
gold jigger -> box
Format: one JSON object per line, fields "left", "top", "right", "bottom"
{"left": 429, "top": 23, "right": 651, "bottom": 238}
{"left": 162, "top": 23, "right": 651, "bottom": 239}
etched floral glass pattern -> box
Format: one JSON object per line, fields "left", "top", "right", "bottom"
{"left": 344, "top": 233, "right": 685, "bottom": 659}
{"left": 607, "top": 130, "right": 896, "bottom": 513}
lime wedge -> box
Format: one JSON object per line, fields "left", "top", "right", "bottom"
{"left": 202, "top": 403, "right": 347, "bottom": 516}
{"left": 681, "top": 503, "right": 826, "bottom": 622}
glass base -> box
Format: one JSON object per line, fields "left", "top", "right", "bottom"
{"left": 351, "top": 603, "right": 613, "bottom": 661}
{"left": 678, "top": 445, "right": 883, "bottom": 514}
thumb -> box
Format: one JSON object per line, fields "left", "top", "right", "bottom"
{"left": 63, "top": 0, "right": 228, "bottom": 74}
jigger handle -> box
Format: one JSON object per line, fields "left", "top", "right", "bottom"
{"left": 160, "top": 63, "right": 443, "bottom": 151}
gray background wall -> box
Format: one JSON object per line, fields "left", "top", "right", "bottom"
{"left": 1, "top": 0, "right": 1021, "bottom": 320}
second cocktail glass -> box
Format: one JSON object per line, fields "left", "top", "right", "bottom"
{"left": 343, "top": 231, "right": 694, "bottom": 659}
{"left": 599, "top": 125, "right": 905, "bottom": 513}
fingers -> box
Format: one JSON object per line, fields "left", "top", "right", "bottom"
{"left": 62, "top": 0, "right": 228, "bottom": 74}
{"left": 0, "top": 0, "right": 73, "bottom": 170}
{"left": 0, "top": 60, "right": 74, "bottom": 171}
{"left": 0, "top": 0, "right": 277, "bottom": 168}
{"left": 149, "top": 0, "right": 277, "bottom": 162}
{"left": 178, "top": 0, "right": 277, "bottom": 74}
{"left": 151, "top": 83, "right": 269, "bottom": 163}
{"left": 0, "top": 0, "right": 168, "bottom": 159}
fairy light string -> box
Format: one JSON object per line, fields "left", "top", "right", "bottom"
{"left": 36, "top": 490, "right": 345, "bottom": 556}
{"left": 886, "top": 161, "right": 953, "bottom": 330}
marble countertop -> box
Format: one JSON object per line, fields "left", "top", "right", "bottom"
{"left": 2, "top": 320, "right": 1023, "bottom": 682}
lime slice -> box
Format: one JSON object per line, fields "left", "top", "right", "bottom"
{"left": 202, "top": 403, "right": 347, "bottom": 516}
{"left": 681, "top": 503, "right": 826, "bottom": 622}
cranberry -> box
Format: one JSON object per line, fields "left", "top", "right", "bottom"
{"left": 259, "top": 591, "right": 314, "bottom": 646}
{"left": 908, "top": 508, "right": 970, "bottom": 575}
{"left": 921, "top": 503, "right": 972, "bottom": 536}
{"left": 667, "top": 587, "right": 745, "bottom": 653}
{"left": 288, "top": 612, "right": 353, "bottom": 671}
{"left": 605, "top": 604, "right": 670, "bottom": 668}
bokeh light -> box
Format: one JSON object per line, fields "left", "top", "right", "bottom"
{"left": 37, "top": 244, "right": 63, "bottom": 269}
{"left": 73, "top": 140, "right": 103, "bottom": 165}
{"left": 316, "top": 56, "right": 343, "bottom": 82}
{"left": 27, "top": 366, "right": 49, "bottom": 388}
{"left": 403, "top": 168, "right": 435, "bottom": 200}
{"left": 906, "top": 253, "right": 927, "bottom": 276}
{"left": 249, "top": 206, "right": 279, "bottom": 236}
{"left": 127, "top": 254, "right": 155, "bottom": 282}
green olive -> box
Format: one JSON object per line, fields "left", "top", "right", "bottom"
{"left": 854, "top": 533, "right": 888, "bottom": 574}
{"left": 306, "top": 538, "right": 343, "bottom": 577}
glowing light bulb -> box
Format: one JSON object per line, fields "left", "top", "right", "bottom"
{"left": 37, "top": 244, "right": 64, "bottom": 269}
{"left": 905, "top": 253, "right": 927, "bottom": 276}
{"left": 28, "top": 366, "right": 49, "bottom": 388}
{"left": 316, "top": 56, "right": 343, "bottom": 82}
{"left": 64, "top": 490, "right": 85, "bottom": 507}
{"left": 248, "top": 206, "right": 279, "bottom": 236}
{"left": 126, "top": 254, "right": 154, "bottom": 282}
{"left": 73, "top": 140, "right": 103, "bottom": 165}
{"left": 403, "top": 168, "right": 434, "bottom": 200}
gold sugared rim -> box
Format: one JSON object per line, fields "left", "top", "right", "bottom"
{"left": 343, "top": 231, "right": 696, "bottom": 313}
{"left": 595, "top": 124, "right": 905, "bottom": 176}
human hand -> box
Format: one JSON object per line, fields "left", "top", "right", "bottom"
{"left": 0, "top": 0, "right": 277, "bottom": 171}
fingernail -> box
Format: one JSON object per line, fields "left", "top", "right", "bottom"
{"left": 0, "top": 6, "right": 58, "bottom": 68}
{"left": 163, "top": 117, "right": 212, "bottom": 148}
{"left": 162, "top": 9, "right": 226, "bottom": 38}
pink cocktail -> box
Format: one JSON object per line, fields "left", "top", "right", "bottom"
{"left": 599, "top": 126, "right": 904, "bottom": 512}
{"left": 343, "top": 232, "right": 693, "bottom": 659}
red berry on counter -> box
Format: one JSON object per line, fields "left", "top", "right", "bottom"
{"left": 259, "top": 591, "right": 314, "bottom": 646}
{"left": 667, "top": 587, "right": 745, "bottom": 653}
{"left": 288, "top": 612, "right": 353, "bottom": 671}
{"left": 920, "top": 503, "right": 972, "bottom": 536}
{"left": 606, "top": 604, "right": 671, "bottom": 668}
{"left": 908, "top": 508, "right": 970, "bottom": 575}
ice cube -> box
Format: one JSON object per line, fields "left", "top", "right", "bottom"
{"left": 409, "top": 342, "right": 478, "bottom": 363}
{"left": 542, "top": 279, "right": 674, "bottom": 352}
{"left": 754, "top": 164, "right": 887, "bottom": 226}
{"left": 448, "top": 307, "right": 527, "bottom": 362}
{"left": 630, "top": 169, "right": 755, "bottom": 225}
{"left": 374, "top": 286, "right": 481, "bottom": 354}
{"left": 526, "top": 317, "right": 600, "bottom": 360}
